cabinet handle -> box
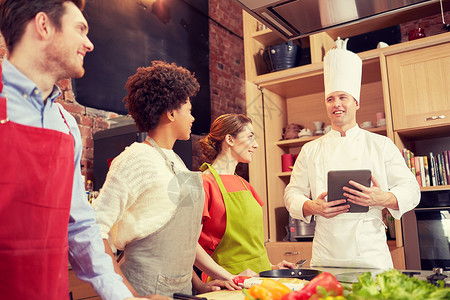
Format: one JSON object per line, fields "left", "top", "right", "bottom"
{"left": 284, "top": 251, "right": 300, "bottom": 255}
{"left": 424, "top": 115, "right": 445, "bottom": 121}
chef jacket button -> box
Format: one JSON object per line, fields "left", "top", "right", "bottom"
{"left": 34, "top": 89, "right": 40, "bottom": 95}
{"left": 23, "top": 93, "right": 27, "bottom": 98}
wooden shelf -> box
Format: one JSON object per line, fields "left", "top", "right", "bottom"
{"left": 421, "top": 185, "right": 450, "bottom": 192}
{"left": 395, "top": 124, "right": 450, "bottom": 140}
{"left": 253, "top": 32, "right": 450, "bottom": 98}
{"left": 276, "top": 135, "right": 317, "bottom": 148}
{"left": 251, "top": 28, "right": 286, "bottom": 46}
{"left": 254, "top": 53, "right": 382, "bottom": 98}
{"left": 277, "top": 172, "right": 292, "bottom": 177}
{"left": 276, "top": 126, "right": 387, "bottom": 148}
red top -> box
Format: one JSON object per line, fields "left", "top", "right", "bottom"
{"left": 199, "top": 174, "right": 264, "bottom": 255}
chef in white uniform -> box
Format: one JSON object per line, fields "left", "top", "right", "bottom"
{"left": 284, "top": 43, "right": 420, "bottom": 269}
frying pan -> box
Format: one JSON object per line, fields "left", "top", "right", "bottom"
{"left": 259, "top": 269, "right": 320, "bottom": 280}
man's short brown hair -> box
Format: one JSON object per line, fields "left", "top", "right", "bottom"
{"left": 0, "top": 0, "right": 85, "bottom": 53}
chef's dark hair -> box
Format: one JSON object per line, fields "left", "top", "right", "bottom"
{"left": 123, "top": 60, "right": 200, "bottom": 132}
{"left": 0, "top": 0, "right": 85, "bottom": 53}
{"left": 199, "top": 113, "right": 252, "bottom": 162}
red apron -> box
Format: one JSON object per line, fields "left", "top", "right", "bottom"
{"left": 0, "top": 64, "right": 74, "bottom": 299}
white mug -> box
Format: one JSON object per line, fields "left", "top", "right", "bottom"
{"left": 377, "top": 118, "right": 386, "bottom": 127}
{"left": 361, "top": 121, "right": 373, "bottom": 129}
{"left": 298, "top": 128, "right": 313, "bottom": 137}
{"left": 313, "top": 121, "right": 324, "bottom": 131}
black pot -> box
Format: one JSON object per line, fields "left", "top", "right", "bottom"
{"left": 263, "top": 41, "right": 301, "bottom": 72}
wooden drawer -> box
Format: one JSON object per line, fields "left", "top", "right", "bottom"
{"left": 266, "top": 241, "right": 405, "bottom": 270}
{"left": 265, "top": 242, "right": 312, "bottom": 267}
{"left": 388, "top": 241, "right": 406, "bottom": 270}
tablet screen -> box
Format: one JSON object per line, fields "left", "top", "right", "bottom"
{"left": 327, "top": 169, "right": 372, "bottom": 213}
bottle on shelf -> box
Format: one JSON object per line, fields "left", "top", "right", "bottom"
{"left": 86, "top": 179, "right": 93, "bottom": 204}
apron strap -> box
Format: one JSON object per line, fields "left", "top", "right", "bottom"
{"left": 0, "top": 63, "right": 3, "bottom": 93}
{"left": 0, "top": 64, "right": 8, "bottom": 124}
{"left": 145, "top": 136, "right": 183, "bottom": 175}
{"left": 200, "top": 163, "right": 250, "bottom": 196}
{"left": 55, "top": 103, "right": 72, "bottom": 134}
{"left": 235, "top": 175, "right": 250, "bottom": 192}
{"left": 0, "top": 97, "right": 8, "bottom": 124}
{"left": 200, "top": 163, "right": 229, "bottom": 196}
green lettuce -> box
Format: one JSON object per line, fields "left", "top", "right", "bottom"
{"left": 347, "top": 269, "right": 450, "bottom": 300}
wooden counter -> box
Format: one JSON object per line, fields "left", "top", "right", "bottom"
{"left": 198, "top": 290, "right": 245, "bottom": 300}
{"left": 198, "top": 268, "right": 445, "bottom": 300}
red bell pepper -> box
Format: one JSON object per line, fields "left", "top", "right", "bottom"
{"left": 281, "top": 272, "right": 343, "bottom": 300}
{"left": 233, "top": 276, "right": 252, "bottom": 286}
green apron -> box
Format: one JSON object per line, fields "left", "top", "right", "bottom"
{"left": 202, "top": 163, "right": 271, "bottom": 274}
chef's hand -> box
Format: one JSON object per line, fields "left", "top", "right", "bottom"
{"left": 344, "top": 176, "right": 399, "bottom": 210}
{"left": 271, "top": 260, "right": 297, "bottom": 270}
{"left": 304, "top": 192, "right": 349, "bottom": 219}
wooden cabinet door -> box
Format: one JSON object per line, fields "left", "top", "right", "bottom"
{"left": 265, "top": 242, "right": 312, "bottom": 267}
{"left": 387, "top": 42, "right": 450, "bottom": 131}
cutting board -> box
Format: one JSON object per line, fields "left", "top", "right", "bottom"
{"left": 198, "top": 290, "right": 244, "bottom": 300}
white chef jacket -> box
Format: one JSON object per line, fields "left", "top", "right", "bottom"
{"left": 284, "top": 125, "right": 420, "bottom": 269}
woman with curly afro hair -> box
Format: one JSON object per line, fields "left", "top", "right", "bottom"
{"left": 93, "top": 61, "right": 225, "bottom": 297}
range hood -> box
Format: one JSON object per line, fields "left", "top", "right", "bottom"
{"left": 236, "top": 0, "right": 444, "bottom": 40}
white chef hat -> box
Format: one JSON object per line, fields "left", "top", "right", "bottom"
{"left": 324, "top": 46, "right": 362, "bottom": 104}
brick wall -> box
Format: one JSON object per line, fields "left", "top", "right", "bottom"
{"left": 54, "top": 81, "right": 119, "bottom": 181}
{"left": 208, "top": 0, "right": 245, "bottom": 122}
{"left": 192, "top": 0, "right": 246, "bottom": 174}
{"left": 1, "top": 6, "right": 447, "bottom": 188}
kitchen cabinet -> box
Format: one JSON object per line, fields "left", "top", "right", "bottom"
{"left": 266, "top": 242, "right": 312, "bottom": 268}
{"left": 387, "top": 42, "right": 450, "bottom": 131}
{"left": 266, "top": 241, "right": 405, "bottom": 270}
{"left": 385, "top": 41, "right": 450, "bottom": 270}
{"left": 242, "top": 9, "right": 450, "bottom": 269}
{"left": 385, "top": 40, "right": 450, "bottom": 192}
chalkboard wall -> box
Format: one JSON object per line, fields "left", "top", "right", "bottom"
{"left": 73, "top": 0, "right": 210, "bottom": 134}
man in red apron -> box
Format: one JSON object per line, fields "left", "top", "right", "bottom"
{"left": 0, "top": 1, "right": 158, "bottom": 299}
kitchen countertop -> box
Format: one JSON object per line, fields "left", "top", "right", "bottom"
{"left": 197, "top": 267, "right": 450, "bottom": 300}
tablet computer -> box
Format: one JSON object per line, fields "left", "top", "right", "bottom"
{"left": 327, "top": 169, "right": 371, "bottom": 213}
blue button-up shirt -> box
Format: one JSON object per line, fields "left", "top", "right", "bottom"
{"left": 1, "top": 59, "right": 133, "bottom": 300}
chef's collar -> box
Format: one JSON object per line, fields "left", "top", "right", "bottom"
{"left": 328, "top": 124, "right": 360, "bottom": 138}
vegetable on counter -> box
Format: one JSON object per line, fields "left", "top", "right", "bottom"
{"left": 234, "top": 276, "right": 252, "bottom": 286}
{"left": 242, "top": 269, "right": 450, "bottom": 300}
{"left": 281, "top": 272, "right": 344, "bottom": 300}
{"left": 348, "top": 269, "right": 450, "bottom": 300}
{"left": 261, "top": 278, "right": 292, "bottom": 299}
{"left": 244, "top": 284, "right": 273, "bottom": 300}
{"left": 244, "top": 278, "right": 291, "bottom": 300}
